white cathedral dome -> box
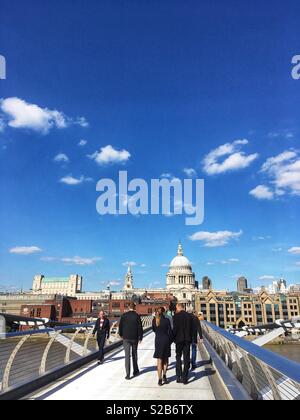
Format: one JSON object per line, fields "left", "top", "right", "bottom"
{"left": 169, "top": 243, "right": 192, "bottom": 272}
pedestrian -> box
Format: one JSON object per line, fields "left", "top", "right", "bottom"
{"left": 152, "top": 307, "right": 173, "bottom": 386}
{"left": 93, "top": 311, "right": 110, "bottom": 365}
{"left": 119, "top": 302, "right": 143, "bottom": 380}
{"left": 173, "top": 303, "right": 193, "bottom": 385}
{"left": 191, "top": 310, "right": 203, "bottom": 370}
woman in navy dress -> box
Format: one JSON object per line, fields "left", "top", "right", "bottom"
{"left": 152, "top": 307, "right": 173, "bottom": 386}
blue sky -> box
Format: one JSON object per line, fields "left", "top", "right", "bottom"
{"left": 1, "top": 0, "right": 300, "bottom": 292}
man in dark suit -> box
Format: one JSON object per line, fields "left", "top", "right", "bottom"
{"left": 173, "top": 303, "right": 193, "bottom": 384}
{"left": 191, "top": 310, "right": 203, "bottom": 370}
{"left": 93, "top": 311, "right": 110, "bottom": 365}
{"left": 119, "top": 302, "right": 143, "bottom": 380}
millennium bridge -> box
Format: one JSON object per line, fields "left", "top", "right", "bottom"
{"left": 0, "top": 314, "right": 299, "bottom": 400}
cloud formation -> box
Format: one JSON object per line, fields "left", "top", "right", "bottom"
{"left": 78, "top": 139, "right": 87, "bottom": 146}
{"left": 189, "top": 230, "right": 242, "bottom": 247}
{"left": 250, "top": 150, "right": 300, "bottom": 199}
{"left": 249, "top": 185, "right": 274, "bottom": 200}
{"left": 54, "top": 153, "right": 69, "bottom": 163}
{"left": 0, "top": 97, "right": 88, "bottom": 134}
{"left": 10, "top": 246, "right": 42, "bottom": 255}
{"left": 288, "top": 247, "right": 300, "bottom": 255}
{"left": 41, "top": 255, "right": 102, "bottom": 266}
{"left": 60, "top": 175, "right": 92, "bottom": 185}
{"left": 88, "top": 145, "right": 130, "bottom": 165}
{"left": 203, "top": 139, "right": 258, "bottom": 175}
{"left": 183, "top": 168, "right": 197, "bottom": 178}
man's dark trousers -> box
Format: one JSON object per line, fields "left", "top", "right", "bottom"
{"left": 123, "top": 339, "right": 139, "bottom": 377}
{"left": 97, "top": 333, "right": 106, "bottom": 361}
{"left": 176, "top": 341, "right": 191, "bottom": 381}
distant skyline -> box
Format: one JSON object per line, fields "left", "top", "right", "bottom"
{"left": 1, "top": 0, "right": 300, "bottom": 291}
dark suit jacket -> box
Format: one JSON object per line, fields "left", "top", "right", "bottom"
{"left": 173, "top": 310, "right": 193, "bottom": 344}
{"left": 192, "top": 314, "right": 203, "bottom": 342}
{"left": 93, "top": 318, "right": 110, "bottom": 339}
{"left": 119, "top": 310, "right": 143, "bottom": 341}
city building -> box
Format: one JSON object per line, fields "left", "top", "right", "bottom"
{"left": 195, "top": 290, "right": 300, "bottom": 329}
{"left": 32, "top": 274, "right": 83, "bottom": 296}
{"left": 237, "top": 276, "right": 248, "bottom": 293}
{"left": 202, "top": 276, "right": 212, "bottom": 290}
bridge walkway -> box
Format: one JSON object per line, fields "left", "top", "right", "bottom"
{"left": 28, "top": 332, "right": 216, "bottom": 400}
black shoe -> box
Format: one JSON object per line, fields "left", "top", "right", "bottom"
{"left": 176, "top": 377, "right": 182, "bottom": 383}
{"left": 133, "top": 370, "right": 140, "bottom": 377}
{"left": 163, "top": 375, "right": 169, "bottom": 384}
{"left": 158, "top": 379, "right": 163, "bottom": 386}
{"left": 98, "top": 360, "right": 103, "bottom": 365}
{"left": 125, "top": 375, "right": 131, "bottom": 380}
{"left": 183, "top": 379, "right": 188, "bottom": 385}
{"left": 191, "top": 365, "right": 196, "bottom": 371}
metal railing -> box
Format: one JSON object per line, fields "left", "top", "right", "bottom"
{"left": 0, "top": 315, "right": 153, "bottom": 398}
{"left": 203, "top": 321, "right": 300, "bottom": 400}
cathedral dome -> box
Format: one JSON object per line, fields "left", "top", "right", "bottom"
{"left": 169, "top": 243, "right": 192, "bottom": 272}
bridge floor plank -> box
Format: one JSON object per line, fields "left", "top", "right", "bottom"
{"left": 30, "top": 333, "right": 215, "bottom": 401}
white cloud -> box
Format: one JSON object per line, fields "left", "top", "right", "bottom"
{"left": 252, "top": 150, "right": 300, "bottom": 198}
{"left": 267, "top": 131, "right": 294, "bottom": 140}
{"left": 189, "top": 230, "right": 243, "bottom": 247}
{"left": 249, "top": 185, "right": 274, "bottom": 200}
{"left": 252, "top": 235, "right": 272, "bottom": 241}
{"left": 54, "top": 153, "right": 69, "bottom": 163}
{"left": 10, "top": 246, "right": 42, "bottom": 255}
{"left": 108, "top": 281, "right": 121, "bottom": 287}
{"left": 60, "top": 175, "right": 92, "bottom": 185}
{"left": 288, "top": 247, "right": 300, "bottom": 255}
{"left": 272, "top": 247, "right": 283, "bottom": 252}
{"left": 78, "top": 139, "right": 87, "bottom": 147}
{"left": 259, "top": 275, "right": 275, "bottom": 280}
{"left": 203, "top": 139, "right": 258, "bottom": 175}
{"left": 0, "top": 97, "right": 88, "bottom": 134}
{"left": 122, "top": 261, "right": 137, "bottom": 267}
{"left": 88, "top": 145, "right": 130, "bottom": 165}
{"left": 61, "top": 256, "right": 102, "bottom": 266}
{"left": 183, "top": 168, "right": 197, "bottom": 178}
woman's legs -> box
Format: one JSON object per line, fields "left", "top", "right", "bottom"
{"left": 163, "top": 358, "right": 168, "bottom": 376}
{"left": 157, "top": 359, "right": 163, "bottom": 379}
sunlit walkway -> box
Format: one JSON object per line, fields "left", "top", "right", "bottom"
{"left": 29, "top": 332, "right": 215, "bottom": 400}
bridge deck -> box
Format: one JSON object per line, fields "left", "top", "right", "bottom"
{"left": 28, "top": 332, "right": 216, "bottom": 400}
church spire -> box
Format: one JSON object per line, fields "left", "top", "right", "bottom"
{"left": 177, "top": 241, "right": 183, "bottom": 256}
{"left": 124, "top": 264, "right": 134, "bottom": 290}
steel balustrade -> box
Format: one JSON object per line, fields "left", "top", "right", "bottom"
{"left": 0, "top": 315, "right": 153, "bottom": 396}
{"left": 202, "top": 321, "right": 300, "bottom": 400}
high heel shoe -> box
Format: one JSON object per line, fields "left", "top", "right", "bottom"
{"left": 163, "top": 375, "right": 169, "bottom": 384}
{"left": 158, "top": 379, "right": 163, "bottom": 386}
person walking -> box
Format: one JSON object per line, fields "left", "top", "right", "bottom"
{"left": 93, "top": 311, "right": 110, "bottom": 365}
{"left": 119, "top": 302, "right": 143, "bottom": 380}
{"left": 152, "top": 307, "right": 173, "bottom": 386}
{"left": 191, "top": 310, "right": 203, "bottom": 370}
{"left": 173, "top": 303, "right": 193, "bottom": 385}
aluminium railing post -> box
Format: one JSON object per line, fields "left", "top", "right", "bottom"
{"left": 83, "top": 329, "right": 93, "bottom": 356}
{"left": 257, "top": 361, "right": 282, "bottom": 401}
{"left": 2, "top": 335, "right": 31, "bottom": 392}
{"left": 65, "top": 328, "right": 81, "bottom": 364}
{"left": 39, "top": 330, "right": 62, "bottom": 375}
{"left": 240, "top": 349, "right": 261, "bottom": 400}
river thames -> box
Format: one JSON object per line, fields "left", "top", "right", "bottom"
{"left": 264, "top": 344, "right": 300, "bottom": 364}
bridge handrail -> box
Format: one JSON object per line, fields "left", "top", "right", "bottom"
{"left": 4, "top": 322, "right": 95, "bottom": 338}
{"left": 0, "top": 315, "right": 153, "bottom": 398}
{"left": 203, "top": 321, "right": 300, "bottom": 400}
{"left": 205, "top": 321, "right": 300, "bottom": 384}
